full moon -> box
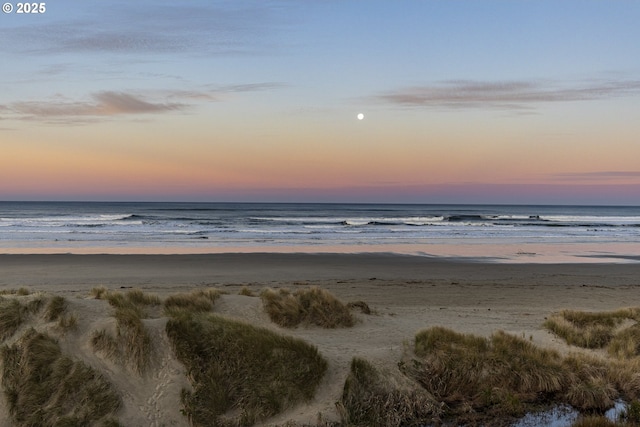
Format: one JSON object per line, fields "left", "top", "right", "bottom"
{"left": 357, "top": 113, "right": 364, "bottom": 120}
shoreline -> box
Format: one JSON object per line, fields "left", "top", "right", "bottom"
{"left": 2, "top": 251, "right": 640, "bottom": 289}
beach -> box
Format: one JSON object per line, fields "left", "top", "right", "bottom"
{"left": 1, "top": 253, "right": 640, "bottom": 425}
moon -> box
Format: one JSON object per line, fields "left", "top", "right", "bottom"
{"left": 357, "top": 113, "right": 364, "bottom": 120}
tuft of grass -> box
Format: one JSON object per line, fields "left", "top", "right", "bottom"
{"left": 338, "top": 357, "right": 439, "bottom": 426}
{"left": 261, "top": 287, "right": 355, "bottom": 328}
{"left": 0, "top": 328, "right": 120, "bottom": 426}
{"left": 166, "top": 312, "right": 327, "bottom": 426}
{"left": 608, "top": 324, "right": 640, "bottom": 359}
{"left": 239, "top": 286, "right": 255, "bottom": 297}
{"left": 0, "top": 287, "right": 32, "bottom": 296}
{"left": 124, "top": 288, "right": 161, "bottom": 306}
{"left": 91, "top": 286, "right": 109, "bottom": 299}
{"left": 0, "top": 298, "right": 25, "bottom": 341}
{"left": 544, "top": 309, "right": 636, "bottom": 349}
{"left": 347, "top": 300, "right": 372, "bottom": 315}
{"left": 45, "top": 295, "right": 67, "bottom": 322}
{"left": 91, "top": 303, "right": 152, "bottom": 374}
{"left": 163, "top": 288, "right": 221, "bottom": 314}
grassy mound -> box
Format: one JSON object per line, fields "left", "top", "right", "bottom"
{"left": 402, "top": 326, "right": 624, "bottom": 423}
{"left": 545, "top": 308, "right": 640, "bottom": 360}
{"left": 261, "top": 287, "right": 354, "bottom": 328}
{"left": 339, "top": 357, "right": 439, "bottom": 426}
{"left": 163, "top": 288, "right": 221, "bottom": 314}
{"left": 1, "top": 328, "right": 121, "bottom": 426}
{"left": 543, "top": 309, "right": 637, "bottom": 349}
{"left": 166, "top": 312, "right": 327, "bottom": 426}
{"left": 91, "top": 289, "right": 157, "bottom": 374}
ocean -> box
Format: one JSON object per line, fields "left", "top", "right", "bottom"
{"left": 1, "top": 202, "right": 639, "bottom": 262}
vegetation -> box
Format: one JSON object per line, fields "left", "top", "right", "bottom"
{"left": 45, "top": 295, "right": 67, "bottom": 322}
{"left": 338, "top": 357, "right": 439, "bottom": 426}
{"left": 261, "top": 287, "right": 354, "bottom": 328}
{"left": 166, "top": 312, "right": 327, "bottom": 426}
{"left": 0, "top": 298, "right": 26, "bottom": 340}
{"left": 163, "top": 288, "right": 221, "bottom": 314}
{"left": 239, "top": 286, "right": 255, "bottom": 296}
{"left": 91, "top": 289, "right": 158, "bottom": 374}
{"left": 0, "top": 328, "right": 121, "bottom": 426}
{"left": 543, "top": 309, "right": 636, "bottom": 349}
{"left": 400, "top": 326, "right": 632, "bottom": 424}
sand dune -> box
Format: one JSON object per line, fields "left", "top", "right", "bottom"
{"left": 1, "top": 254, "right": 639, "bottom": 425}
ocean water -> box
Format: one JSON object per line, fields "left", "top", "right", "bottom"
{"left": 1, "top": 202, "right": 639, "bottom": 261}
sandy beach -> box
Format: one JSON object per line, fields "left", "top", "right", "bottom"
{"left": 1, "top": 253, "right": 640, "bottom": 425}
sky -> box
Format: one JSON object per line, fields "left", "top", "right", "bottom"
{"left": 1, "top": 0, "right": 639, "bottom": 204}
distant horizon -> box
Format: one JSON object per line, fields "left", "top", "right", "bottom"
{"left": 1, "top": 199, "right": 639, "bottom": 208}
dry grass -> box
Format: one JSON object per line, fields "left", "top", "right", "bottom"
{"left": 45, "top": 295, "right": 67, "bottom": 322}
{"left": 239, "top": 286, "right": 255, "bottom": 296}
{"left": 91, "top": 291, "right": 155, "bottom": 374}
{"left": 544, "top": 308, "right": 640, "bottom": 349}
{"left": 91, "top": 286, "right": 109, "bottom": 299}
{"left": 338, "top": 357, "right": 440, "bottom": 426}
{"left": 261, "top": 287, "right": 355, "bottom": 328}
{"left": 0, "top": 328, "right": 121, "bottom": 426}
{"left": 571, "top": 416, "right": 618, "bottom": 427}
{"left": 0, "top": 288, "right": 31, "bottom": 296}
{"left": 346, "top": 301, "right": 372, "bottom": 315}
{"left": 166, "top": 312, "right": 327, "bottom": 426}
{"left": 404, "top": 326, "right": 627, "bottom": 423}
{"left": 0, "top": 298, "right": 26, "bottom": 341}
{"left": 163, "top": 288, "right": 221, "bottom": 314}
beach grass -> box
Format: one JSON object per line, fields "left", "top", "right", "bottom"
{"left": 91, "top": 290, "right": 156, "bottom": 374}
{"left": 0, "top": 328, "right": 121, "bottom": 426}
{"left": 402, "top": 326, "right": 629, "bottom": 423}
{"left": 45, "top": 295, "right": 67, "bottom": 321}
{"left": 338, "top": 357, "right": 439, "bottom": 427}
{"left": 166, "top": 311, "right": 327, "bottom": 426}
{"left": 163, "top": 288, "right": 221, "bottom": 314}
{"left": 0, "top": 298, "right": 26, "bottom": 341}
{"left": 545, "top": 308, "right": 640, "bottom": 362}
{"left": 261, "top": 286, "right": 354, "bottom": 328}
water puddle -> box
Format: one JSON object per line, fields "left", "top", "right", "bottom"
{"left": 512, "top": 400, "right": 627, "bottom": 427}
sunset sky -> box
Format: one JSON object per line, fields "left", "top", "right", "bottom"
{"left": 1, "top": 1, "right": 639, "bottom": 204}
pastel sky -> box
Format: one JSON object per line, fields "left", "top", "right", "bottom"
{"left": 1, "top": 1, "right": 639, "bottom": 204}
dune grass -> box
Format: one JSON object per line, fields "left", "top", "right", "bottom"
{"left": 90, "top": 289, "right": 157, "bottom": 374}
{"left": 163, "top": 288, "right": 221, "bottom": 315}
{"left": 338, "top": 357, "right": 439, "bottom": 427}
{"left": 166, "top": 311, "right": 327, "bottom": 426}
{"left": 261, "top": 287, "right": 354, "bottom": 328}
{"left": 543, "top": 309, "right": 633, "bottom": 349}
{"left": 545, "top": 307, "right": 640, "bottom": 362}
{"left": 0, "top": 298, "right": 26, "bottom": 341}
{"left": 1, "top": 328, "right": 121, "bottom": 426}
{"left": 402, "top": 326, "right": 628, "bottom": 423}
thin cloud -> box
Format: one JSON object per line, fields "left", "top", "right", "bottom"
{"left": 553, "top": 171, "right": 640, "bottom": 181}
{"left": 6, "top": 91, "right": 184, "bottom": 122}
{"left": 0, "top": 2, "right": 285, "bottom": 57}
{"left": 2, "top": 82, "right": 284, "bottom": 123}
{"left": 378, "top": 79, "right": 640, "bottom": 110}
